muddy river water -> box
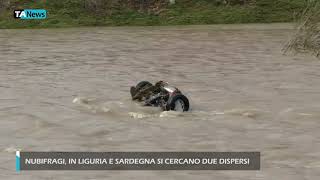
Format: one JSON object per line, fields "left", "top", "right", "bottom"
{"left": 0, "top": 24, "right": 319, "bottom": 179}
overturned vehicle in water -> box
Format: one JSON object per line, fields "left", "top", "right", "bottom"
{"left": 130, "top": 81, "right": 190, "bottom": 112}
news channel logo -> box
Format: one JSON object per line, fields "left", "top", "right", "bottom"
{"left": 14, "top": 9, "right": 47, "bottom": 19}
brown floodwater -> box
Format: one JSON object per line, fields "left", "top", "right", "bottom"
{"left": 0, "top": 24, "right": 319, "bottom": 179}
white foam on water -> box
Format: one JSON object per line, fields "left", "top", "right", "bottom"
{"left": 73, "top": 97, "right": 267, "bottom": 120}
{"left": 128, "top": 112, "right": 153, "bottom": 119}
{"left": 159, "top": 111, "right": 183, "bottom": 118}
{"left": 215, "top": 108, "right": 268, "bottom": 119}
{"left": 298, "top": 113, "right": 313, "bottom": 116}
{"left": 72, "top": 97, "right": 91, "bottom": 104}
{"left": 3, "top": 147, "right": 21, "bottom": 153}
{"left": 73, "top": 97, "right": 121, "bottom": 114}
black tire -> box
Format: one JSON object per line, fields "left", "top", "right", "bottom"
{"left": 136, "top": 81, "right": 152, "bottom": 91}
{"left": 130, "top": 86, "right": 137, "bottom": 98}
{"left": 165, "top": 94, "right": 189, "bottom": 112}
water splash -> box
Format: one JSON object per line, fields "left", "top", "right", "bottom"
{"left": 73, "top": 97, "right": 267, "bottom": 120}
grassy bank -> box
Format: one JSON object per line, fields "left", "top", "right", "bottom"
{"left": 283, "top": 1, "right": 320, "bottom": 58}
{"left": 0, "top": 0, "right": 308, "bottom": 28}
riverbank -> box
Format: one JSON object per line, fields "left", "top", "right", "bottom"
{"left": 0, "top": 0, "right": 307, "bottom": 29}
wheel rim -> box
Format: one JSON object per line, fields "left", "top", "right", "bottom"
{"left": 174, "top": 99, "right": 185, "bottom": 112}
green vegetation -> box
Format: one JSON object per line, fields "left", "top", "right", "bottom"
{"left": 283, "top": 1, "right": 320, "bottom": 58}
{"left": 0, "top": 0, "right": 309, "bottom": 28}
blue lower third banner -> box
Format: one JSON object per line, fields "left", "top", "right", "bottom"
{"left": 17, "top": 152, "right": 260, "bottom": 170}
